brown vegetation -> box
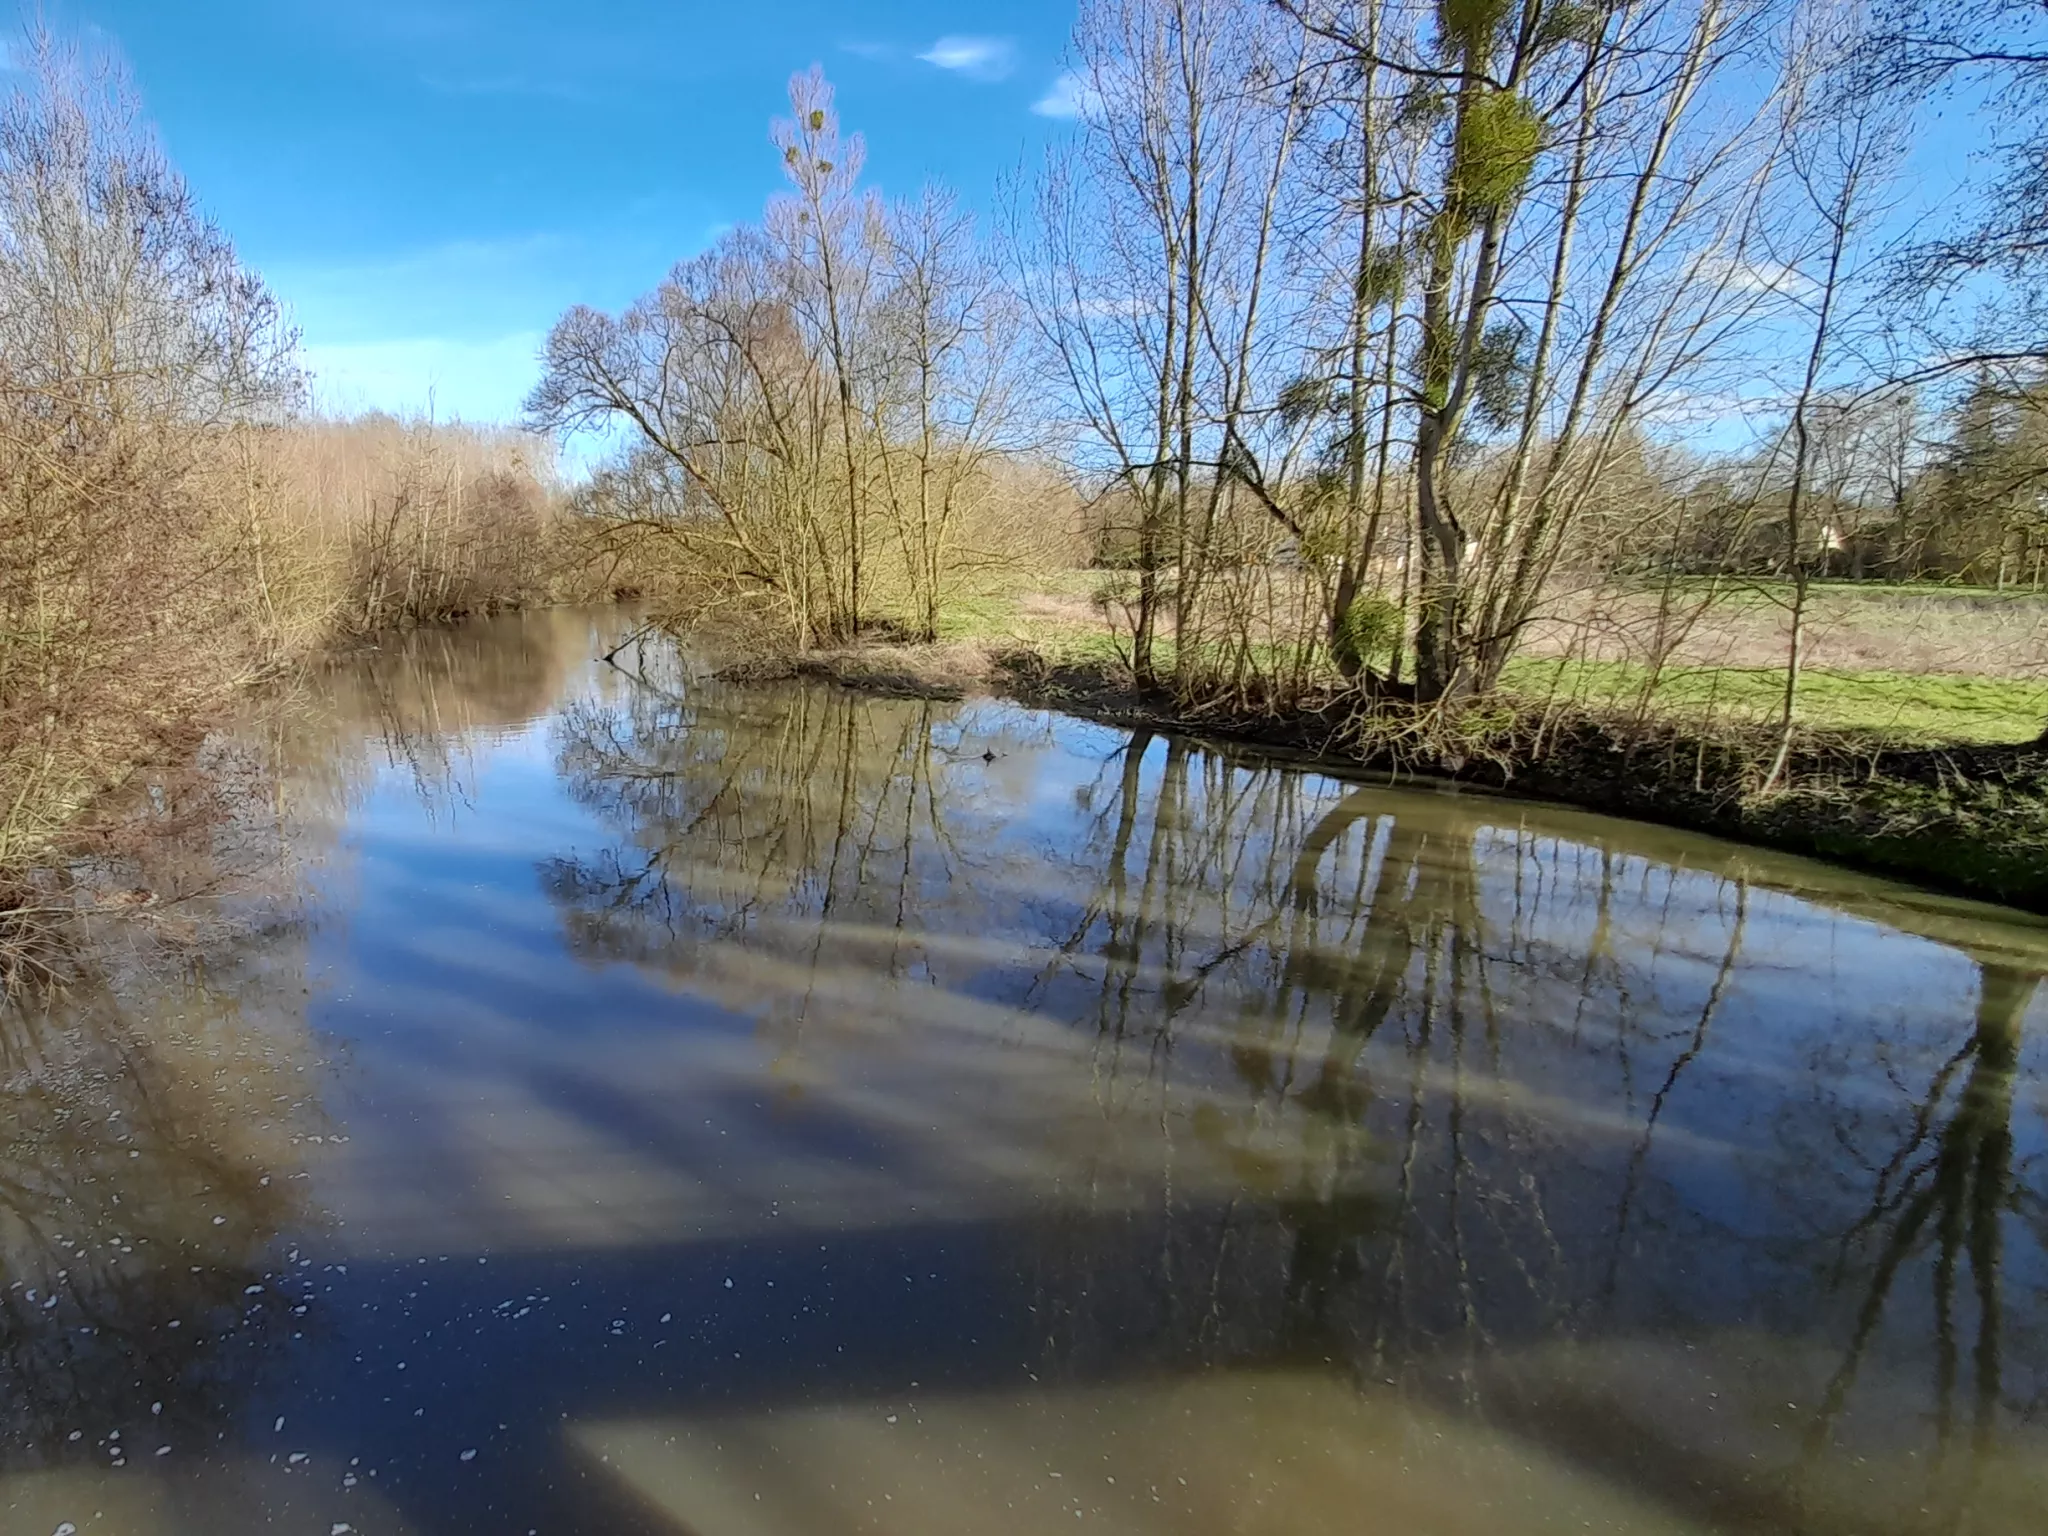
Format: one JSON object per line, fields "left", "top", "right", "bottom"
{"left": 0, "top": 39, "right": 580, "bottom": 930}
{"left": 529, "top": 71, "right": 1084, "bottom": 652}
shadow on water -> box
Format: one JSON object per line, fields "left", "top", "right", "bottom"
{"left": 0, "top": 609, "right": 2045, "bottom": 1534}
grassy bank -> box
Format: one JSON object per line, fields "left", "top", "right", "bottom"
{"left": 718, "top": 575, "right": 2048, "bottom": 914}
{"left": 893, "top": 569, "right": 2048, "bottom": 745}
{"left": 1499, "top": 660, "right": 2048, "bottom": 743}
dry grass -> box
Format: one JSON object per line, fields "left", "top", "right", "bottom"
{"left": 1518, "top": 582, "right": 2048, "bottom": 681}
{"left": 717, "top": 639, "right": 1005, "bottom": 699}
{"left": 251, "top": 413, "right": 583, "bottom": 645}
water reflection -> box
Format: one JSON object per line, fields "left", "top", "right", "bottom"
{"left": 0, "top": 759, "right": 326, "bottom": 1529}
{"left": 0, "top": 609, "right": 2041, "bottom": 1534}
{"left": 0, "top": 974, "right": 315, "bottom": 1436}
{"left": 542, "top": 632, "right": 2048, "bottom": 1534}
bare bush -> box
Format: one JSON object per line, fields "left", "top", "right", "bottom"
{"left": 255, "top": 413, "right": 572, "bottom": 638}
{"left": 0, "top": 35, "right": 580, "bottom": 912}
{"left": 0, "top": 35, "right": 296, "bottom": 876}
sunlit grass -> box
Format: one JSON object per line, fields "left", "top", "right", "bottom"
{"left": 910, "top": 569, "right": 2048, "bottom": 745}
{"left": 1503, "top": 658, "right": 2048, "bottom": 744}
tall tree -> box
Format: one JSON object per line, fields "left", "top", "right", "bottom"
{"left": 1014, "top": 0, "right": 1308, "bottom": 689}
{"left": 1759, "top": 0, "right": 1906, "bottom": 790}
{"left": 1285, "top": 0, "right": 1784, "bottom": 707}
{"left": 531, "top": 71, "right": 1021, "bottom": 650}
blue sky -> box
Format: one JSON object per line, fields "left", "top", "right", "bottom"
{"left": 19, "top": 2, "right": 2009, "bottom": 449}
{"left": 49, "top": 1, "right": 1083, "bottom": 424}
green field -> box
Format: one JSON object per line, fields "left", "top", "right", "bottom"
{"left": 913, "top": 572, "right": 2048, "bottom": 746}
{"left": 1504, "top": 660, "right": 2048, "bottom": 743}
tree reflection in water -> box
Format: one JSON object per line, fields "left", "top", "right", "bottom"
{"left": 1804, "top": 962, "right": 2039, "bottom": 1517}
{"left": 0, "top": 752, "right": 325, "bottom": 1480}
{"left": 543, "top": 656, "right": 2048, "bottom": 1534}
{"left": 0, "top": 978, "right": 313, "bottom": 1455}
{"left": 2, "top": 613, "right": 2036, "bottom": 1533}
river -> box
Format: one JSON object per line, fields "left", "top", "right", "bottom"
{"left": 1, "top": 607, "right": 2044, "bottom": 1535}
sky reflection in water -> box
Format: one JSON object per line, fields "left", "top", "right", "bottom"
{"left": 1, "top": 607, "right": 2045, "bottom": 1535}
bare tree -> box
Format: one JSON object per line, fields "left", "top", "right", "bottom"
{"left": 1013, "top": 0, "right": 1311, "bottom": 688}
{"left": 871, "top": 190, "right": 1027, "bottom": 641}
{"left": 531, "top": 69, "right": 1035, "bottom": 651}
{"left": 1761, "top": 0, "right": 1907, "bottom": 790}
{"left": 0, "top": 30, "right": 299, "bottom": 876}
{"left": 769, "top": 69, "right": 884, "bottom": 637}
{"left": 1867, "top": 0, "right": 2048, "bottom": 366}
{"left": 1231, "top": 0, "right": 1791, "bottom": 715}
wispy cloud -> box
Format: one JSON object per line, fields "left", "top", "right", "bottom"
{"left": 1031, "top": 71, "right": 1102, "bottom": 121}
{"left": 838, "top": 40, "right": 895, "bottom": 61}
{"left": 1699, "top": 254, "right": 1816, "bottom": 301}
{"left": 917, "top": 35, "right": 1016, "bottom": 82}
{"left": 275, "top": 233, "right": 573, "bottom": 296}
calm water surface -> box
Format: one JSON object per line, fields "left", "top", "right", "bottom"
{"left": 3, "top": 608, "right": 2047, "bottom": 1535}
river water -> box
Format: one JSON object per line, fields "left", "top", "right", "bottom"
{"left": 2, "top": 607, "right": 2046, "bottom": 1535}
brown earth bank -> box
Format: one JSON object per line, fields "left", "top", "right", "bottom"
{"left": 716, "top": 640, "right": 2048, "bottom": 917}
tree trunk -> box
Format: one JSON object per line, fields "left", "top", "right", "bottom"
{"left": 1329, "top": 562, "right": 1362, "bottom": 680}
{"left": 1412, "top": 408, "right": 1468, "bottom": 704}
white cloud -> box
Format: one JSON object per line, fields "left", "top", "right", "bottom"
{"left": 917, "top": 35, "right": 1015, "bottom": 82}
{"left": 1031, "top": 70, "right": 1102, "bottom": 121}
{"left": 1699, "top": 255, "right": 1817, "bottom": 301}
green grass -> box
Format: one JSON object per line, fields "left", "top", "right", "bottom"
{"left": 931, "top": 571, "right": 1120, "bottom": 657}
{"left": 912, "top": 569, "right": 2048, "bottom": 745}
{"left": 1503, "top": 658, "right": 2048, "bottom": 744}
{"left": 930, "top": 593, "right": 1021, "bottom": 640}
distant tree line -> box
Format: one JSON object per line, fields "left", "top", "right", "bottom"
{"left": 1579, "top": 371, "right": 2048, "bottom": 589}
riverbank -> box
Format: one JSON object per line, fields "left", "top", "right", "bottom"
{"left": 0, "top": 591, "right": 585, "bottom": 993}
{"left": 721, "top": 638, "right": 2048, "bottom": 915}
